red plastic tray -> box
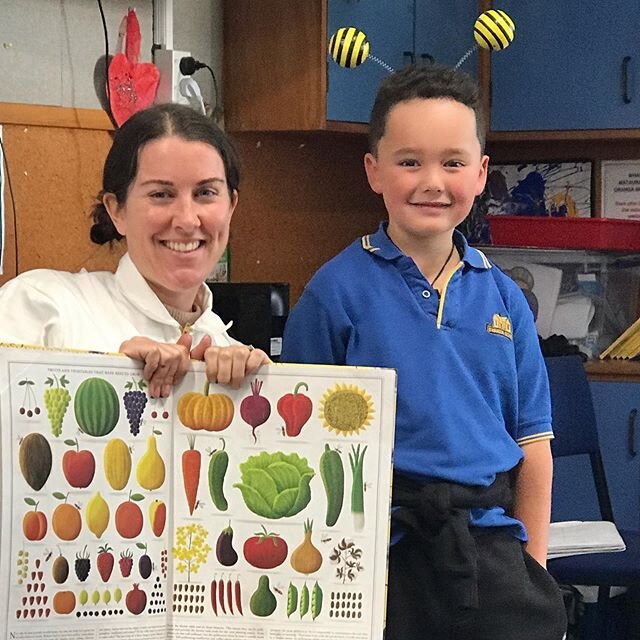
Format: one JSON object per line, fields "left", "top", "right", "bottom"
{"left": 487, "top": 216, "right": 640, "bottom": 251}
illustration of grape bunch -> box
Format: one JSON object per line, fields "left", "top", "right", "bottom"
{"left": 44, "top": 375, "right": 71, "bottom": 437}
{"left": 123, "top": 378, "right": 148, "bottom": 436}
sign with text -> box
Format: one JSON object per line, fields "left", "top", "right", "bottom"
{"left": 601, "top": 160, "right": 640, "bottom": 219}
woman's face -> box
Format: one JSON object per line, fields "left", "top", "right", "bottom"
{"left": 105, "top": 135, "right": 238, "bottom": 310}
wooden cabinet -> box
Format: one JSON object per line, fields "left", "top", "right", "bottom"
{"left": 223, "top": 0, "right": 480, "bottom": 131}
{"left": 490, "top": 1, "right": 640, "bottom": 132}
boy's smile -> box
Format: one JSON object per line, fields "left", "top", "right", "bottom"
{"left": 364, "top": 97, "right": 488, "bottom": 254}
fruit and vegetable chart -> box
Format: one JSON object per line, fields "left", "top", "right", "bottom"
{"left": 0, "top": 346, "right": 397, "bottom": 640}
{"left": 0, "top": 349, "right": 173, "bottom": 639}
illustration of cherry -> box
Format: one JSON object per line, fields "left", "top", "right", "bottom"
{"left": 18, "top": 379, "right": 41, "bottom": 418}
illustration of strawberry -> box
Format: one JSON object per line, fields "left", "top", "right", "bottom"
{"left": 119, "top": 549, "right": 134, "bottom": 578}
{"left": 97, "top": 544, "right": 114, "bottom": 582}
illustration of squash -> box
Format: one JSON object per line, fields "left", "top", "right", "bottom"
{"left": 104, "top": 438, "right": 132, "bottom": 490}
{"left": 177, "top": 381, "right": 234, "bottom": 432}
{"left": 74, "top": 378, "right": 120, "bottom": 437}
{"left": 19, "top": 432, "right": 52, "bottom": 491}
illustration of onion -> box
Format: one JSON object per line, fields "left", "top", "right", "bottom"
{"left": 240, "top": 379, "right": 271, "bottom": 443}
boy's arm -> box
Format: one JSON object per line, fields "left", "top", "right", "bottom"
{"left": 512, "top": 438, "right": 553, "bottom": 568}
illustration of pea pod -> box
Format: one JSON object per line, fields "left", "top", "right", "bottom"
{"left": 299, "top": 582, "right": 310, "bottom": 619}
{"left": 311, "top": 582, "right": 323, "bottom": 620}
{"left": 286, "top": 582, "right": 298, "bottom": 618}
{"left": 208, "top": 439, "right": 229, "bottom": 511}
{"left": 320, "top": 444, "right": 344, "bottom": 527}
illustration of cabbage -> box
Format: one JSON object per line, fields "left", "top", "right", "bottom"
{"left": 233, "top": 451, "right": 315, "bottom": 519}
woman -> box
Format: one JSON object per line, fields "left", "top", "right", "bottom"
{"left": 0, "top": 104, "right": 268, "bottom": 395}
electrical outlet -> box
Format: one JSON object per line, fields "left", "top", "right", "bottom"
{"left": 154, "top": 48, "right": 191, "bottom": 104}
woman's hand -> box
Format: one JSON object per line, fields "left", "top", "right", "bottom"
{"left": 201, "top": 345, "right": 271, "bottom": 389}
{"left": 119, "top": 334, "right": 211, "bottom": 398}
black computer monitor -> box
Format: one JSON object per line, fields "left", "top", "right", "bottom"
{"left": 207, "top": 282, "right": 289, "bottom": 361}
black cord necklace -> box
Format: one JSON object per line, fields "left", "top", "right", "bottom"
{"left": 429, "top": 242, "right": 456, "bottom": 288}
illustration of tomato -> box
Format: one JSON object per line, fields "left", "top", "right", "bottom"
{"left": 277, "top": 382, "right": 312, "bottom": 437}
{"left": 243, "top": 526, "right": 288, "bottom": 569}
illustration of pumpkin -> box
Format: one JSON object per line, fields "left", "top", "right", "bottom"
{"left": 19, "top": 433, "right": 52, "bottom": 491}
{"left": 103, "top": 438, "right": 132, "bottom": 490}
{"left": 74, "top": 378, "right": 120, "bottom": 437}
{"left": 177, "top": 381, "right": 234, "bottom": 432}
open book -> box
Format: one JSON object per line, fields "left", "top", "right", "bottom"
{"left": 0, "top": 345, "right": 396, "bottom": 639}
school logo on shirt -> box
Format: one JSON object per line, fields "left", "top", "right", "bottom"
{"left": 486, "top": 313, "right": 512, "bottom": 339}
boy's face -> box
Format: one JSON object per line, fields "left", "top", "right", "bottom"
{"left": 364, "top": 98, "right": 489, "bottom": 246}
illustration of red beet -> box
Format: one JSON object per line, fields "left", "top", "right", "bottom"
{"left": 125, "top": 584, "right": 147, "bottom": 615}
{"left": 240, "top": 379, "right": 271, "bottom": 443}
{"left": 277, "top": 382, "right": 313, "bottom": 437}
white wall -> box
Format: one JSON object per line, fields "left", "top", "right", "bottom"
{"left": 0, "top": 0, "right": 222, "bottom": 109}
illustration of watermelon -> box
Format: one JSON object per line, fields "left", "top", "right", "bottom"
{"left": 74, "top": 378, "right": 120, "bottom": 437}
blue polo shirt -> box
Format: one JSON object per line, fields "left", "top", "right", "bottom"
{"left": 281, "top": 223, "right": 553, "bottom": 538}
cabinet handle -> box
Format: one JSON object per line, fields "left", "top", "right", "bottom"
{"left": 421, "top": 53, "right": 435, "bottom": 65}
{"left": 622, "top": 56, "right": 632, "bottom": 104}
{"left": 403, "top": 51, "right": 415, "bottom": 65}
{"left": 628, "top": 408, "right": 637, "bottom": 456}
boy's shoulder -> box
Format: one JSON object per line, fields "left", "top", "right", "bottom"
{"left": 308, "top": 233, "right": 381, "bottom": 289}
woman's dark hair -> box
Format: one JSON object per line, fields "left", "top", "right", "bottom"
{"left": 368, "top": 63, "right": 485, "bottom": 156}
{"left": 90, "top": 104, "right": 241, "bottom": 244}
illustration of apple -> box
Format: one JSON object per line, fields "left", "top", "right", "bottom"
{"left": 62, "top": 439, "right": 96, "bottom": 488}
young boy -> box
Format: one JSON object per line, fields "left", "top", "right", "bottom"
{"left": 281, "top": 64, "right": 566, "bottom": 639}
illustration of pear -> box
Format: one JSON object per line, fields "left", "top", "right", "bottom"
{"left": 250, "top": 575, "right": 277, "bottom": 617}
{"left": 136, "top": 434, "right": 166, "bottom": 490}
{"left": 86, "top": 492, "right": 110, "bottom": 539}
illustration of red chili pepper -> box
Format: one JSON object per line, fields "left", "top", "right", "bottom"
{"left": 211, "top": 578, "right": 218, "bottom": 615}
{"left": 227, "top": 577, "right": 234, "bottom": 615}
{"left": 219, "top": 576, "right": 226, "bottom": 614}
{"left": 277, "top": 382, "right": 313, "bottom": 437}
{"left": 235, "top": 578, "right": 243, "bottom": 615}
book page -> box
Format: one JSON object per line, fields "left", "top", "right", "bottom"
{"left": 0, "top": 347, "right": 396, "bottom": 640}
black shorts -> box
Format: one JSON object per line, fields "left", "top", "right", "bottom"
{"left": 385, "top": 528, "right": 567, "bottom": 640}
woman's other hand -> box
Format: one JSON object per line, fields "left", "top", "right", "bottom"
{"left": 202, "top": 345, "right": 270, "bottom": 389}
{"left": 120, "top": 334, "right": 211, "bottom": 397}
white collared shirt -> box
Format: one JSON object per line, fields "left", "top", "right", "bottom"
{"left": 0, "top": 253, "right": 237, "bottom": 352}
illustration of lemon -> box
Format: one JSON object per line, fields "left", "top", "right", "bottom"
{"left": 86, "top": 491, "right": 110, "bottom": 538}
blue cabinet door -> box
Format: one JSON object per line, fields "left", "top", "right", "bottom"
{"left": 414, "top": 0, "right": 479, "bottom": 75}
{"left": 591, "top": 382, "right": 640, "bottom": 530}
{"left": 491, "top": 1, "right": 640, "bottom": 131}
{"left": 327, "top": 0, "right": 413, "bottom": 123}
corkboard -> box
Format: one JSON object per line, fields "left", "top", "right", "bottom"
{"left": 0, "top": 104, "right": 124, "bottom": 286}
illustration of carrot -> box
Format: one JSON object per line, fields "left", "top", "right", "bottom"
{"left": 182, "top": 435, "right": 201, "bottom": 515}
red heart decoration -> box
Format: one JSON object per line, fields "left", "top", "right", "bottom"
{"left": 108, "top": 9, "right": 159, "bottom": 127}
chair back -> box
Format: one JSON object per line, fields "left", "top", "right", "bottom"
{"left": 545, "top": 355, "right": 600, "bottom": 457}
{"left": 544, "top": 355, "right": 614, "bottom": 522}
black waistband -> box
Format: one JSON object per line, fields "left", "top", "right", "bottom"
{"left": 391, "top": 472, "right": 513, "bottom": 611}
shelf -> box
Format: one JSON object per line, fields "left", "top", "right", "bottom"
{"left": 476, "top": 246, "right": 640, "bottom": 268}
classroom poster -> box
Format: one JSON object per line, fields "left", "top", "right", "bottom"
{"left": 0, "top": 345, "right": 397, "bottom": 639}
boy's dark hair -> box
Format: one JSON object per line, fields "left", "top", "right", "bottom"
{"left": 368, "top": 63, "right": 485, "bottom": 155}
{"left": 90, "top": 103, "right": 241, "bottom": 245}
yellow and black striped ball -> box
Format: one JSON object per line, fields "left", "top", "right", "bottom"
{"left": 474, "top": 10, "right": 515, "bottom": 51}
{"left": 329, "top": 27, "right": 370, "bottom": 68}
